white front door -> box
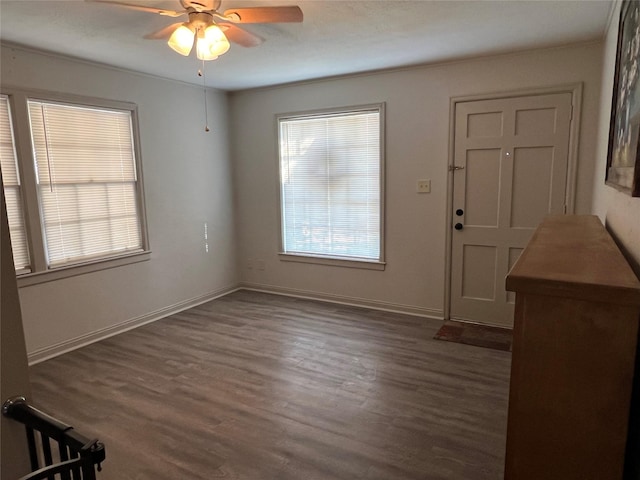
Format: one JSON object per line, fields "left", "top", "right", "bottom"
{"left": 450, "top": 92, "right": 572, "bottom": 327}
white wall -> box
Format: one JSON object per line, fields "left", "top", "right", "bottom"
{"left": 231, "top": 43, "right": 603, "bottom": 317}
{"left": 592, "top": 2, "right": 640, "bottom": 273}
{"left": 1, "top": 45, "right": 238, "bottom": 359}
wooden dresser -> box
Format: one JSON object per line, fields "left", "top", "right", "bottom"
{"left": 504, "top": 215, "right": 640, "bottom": 479}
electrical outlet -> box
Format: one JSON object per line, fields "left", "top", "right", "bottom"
{"left": 417, "top": 179, "right": 431, "bottom": 193}
{"left": 257, "top": 260, "right": 266, "bottom": 271}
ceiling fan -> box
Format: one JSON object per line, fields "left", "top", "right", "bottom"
{"left": 94, "top": 0, "right": 303, "bottom": 60}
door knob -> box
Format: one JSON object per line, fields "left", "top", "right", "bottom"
{"left": 456, "top": 209, "right": 464, "bottom": 216}
{"left": 454, "top": 223, "right": 463, "bottom": 230}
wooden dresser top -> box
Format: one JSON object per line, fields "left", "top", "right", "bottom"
{"left": 506, "top": 215, "right": 640, "bottom": 305}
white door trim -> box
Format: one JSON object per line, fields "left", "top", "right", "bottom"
{"left": 443, "top": 83, "right": 583, "bottom": 322}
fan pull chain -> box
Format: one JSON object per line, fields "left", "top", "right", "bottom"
{"left": 198, "top": 59, "right": 210, "bottom": 132}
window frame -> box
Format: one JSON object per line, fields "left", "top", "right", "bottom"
{"left": 1, "top": 86, "right": 151, "bottom": 287}
{"left": 0, "top": 93, "right": 30, "bottom": 274}
{"left": 276, "top": 103, "right": 386, "bottom": 271}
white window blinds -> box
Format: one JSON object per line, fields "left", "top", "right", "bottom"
{"left": 279, "top": 108, "right": 381, "bottom": 260}
{"left": 28, "top": 100, "right": 142, "bottom": 266}
{"left": 0, "top": 95, "right": 30, "bottom": 272}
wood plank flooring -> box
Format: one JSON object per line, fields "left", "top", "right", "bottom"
{"left": 28, "top": 291, "right": 511, "bottom": 480}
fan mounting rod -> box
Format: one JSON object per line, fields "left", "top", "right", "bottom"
{"left": 188, "top": 11, "right": 214, "bottom": 30}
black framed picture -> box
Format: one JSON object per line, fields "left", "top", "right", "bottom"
{"left": 607, "top": 0, "right": 640, "bottom": 197}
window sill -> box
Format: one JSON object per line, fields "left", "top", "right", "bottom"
{"left": 17, "top": 250, "right": 151, "bottom": 287}
{"left": 278, "top": 252, "right": 386, "bottom": 271}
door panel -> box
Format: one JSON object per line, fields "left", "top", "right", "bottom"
{"left": 465, "top": 149, "right": 501, "bottom": 227}
{"left": 511, "top": 146, "right": 553, "bottom": 228}
{"left": 468, "top": 111, "right": 503, "bottom": 137}
{"left": 515, "top": 107, "right": 557, "bottom": 136}
{"left": 462, "top": 245, "right": 497, "bottom": 300}
{"left": 450, "top": 92, "right": 572, "bottom": 327}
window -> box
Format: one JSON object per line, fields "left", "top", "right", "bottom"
{"left": 278, "top": 104, "right": 385, "bottom": 269}
{"left": 0, "top": 90, "right": 149, "bottom": 284}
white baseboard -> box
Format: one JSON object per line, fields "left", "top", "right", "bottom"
{"left": 27, "top": 285, "right": 240, "bottom": 365}
{"left": 28, "top": 283, "right": 444, "bottom": 364}
{"left": 238, "top": 282, "right": 444, "bottom": 320}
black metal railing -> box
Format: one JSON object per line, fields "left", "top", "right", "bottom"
{"left": 2, "top": 396, "right": 105, "bottom": 480}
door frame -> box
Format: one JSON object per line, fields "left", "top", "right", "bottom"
{"left": 443, "top": 83, "right": 583, "bottom": 323}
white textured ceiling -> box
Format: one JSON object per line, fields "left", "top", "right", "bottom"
{"left": 0, "top": 0, "right": 613, "bottom": 91}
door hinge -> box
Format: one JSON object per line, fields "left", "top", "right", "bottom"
{"left": 570, "top": 105, "right": 573, "bottom": 120}
{"left": 449, "top": 165, "right": 465, "bottom": 172}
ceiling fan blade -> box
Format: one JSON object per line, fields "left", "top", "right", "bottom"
{"left": 222, "top": 6, "right": 303, "bottom": 23}
{"left": 144, "top": 22, "right": 183, "bottom": 40}
{"left": 91, "top": 0, "right": 186, "bottom": 17}
{"left": 220, "top": 24, "right": 264, "bottom": 47}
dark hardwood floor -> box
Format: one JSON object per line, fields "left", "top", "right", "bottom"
{"left": 29, "top": 290, "right": 511, "bottom": 480}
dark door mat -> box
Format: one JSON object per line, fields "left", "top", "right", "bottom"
{"left": 434, "top": 320, "right": 512, "bottom": 352}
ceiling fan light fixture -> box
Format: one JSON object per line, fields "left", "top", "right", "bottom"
{"left": 203, "top": 24, "right": 231, "bottom": 57}
{"left": 196, "top": 36, "right": 219, "bottom": 61}
{"left": 105, "top": 0, "right": 299, "bottom": 58}
{"left": 168, "top": 23, "right": 195, "bottom": 56}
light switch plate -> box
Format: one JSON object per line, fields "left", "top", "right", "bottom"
{"left": 417, "top": 179, "right": 431, "bottom": 193}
